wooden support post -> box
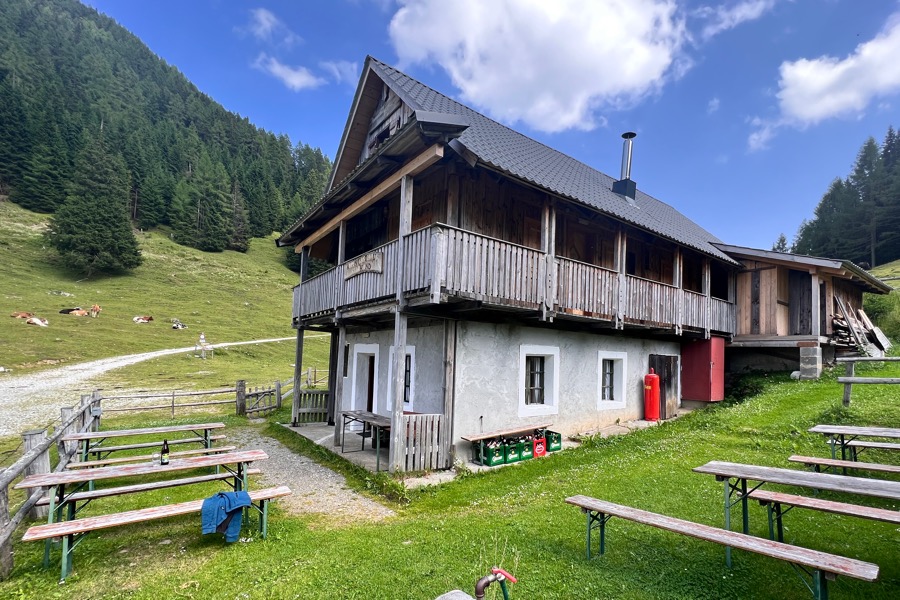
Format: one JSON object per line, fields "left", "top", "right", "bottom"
{"left": 236, "top": 380, "right": 247, "bottom": 416}
{"left": 292, "top": 328, "right": 305, "bottom": 426}
{"left": 390, "top": 174, "right": 413, "bottom": 473}
{"left": 332, "top": 326, "right": 347, "bottom": 444}
{"left": 22, "top": 429, "right": 50, "bottom": 520}
{"left": 79, "top": 394, "right": 91, "bottom": 432}
{"left": 442, "top": 320, "right": 457, "bottom": 466}
{"left": 843, "top": 361, "right": 855, "bottom": 407}
{"left": 275, "top": 380, "right": 282, "bottom": 409}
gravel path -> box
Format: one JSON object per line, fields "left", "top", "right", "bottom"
{"left": 0, "top": 338, "right": 293, "bottom": 436}
{"left": 228, "top": 425, "right": 395, "bottom": 521}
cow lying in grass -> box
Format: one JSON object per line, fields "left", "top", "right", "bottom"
{"left": 26, "top": 317, "right": 49, "bottom": 327}
{"left": 10, "top": 311, "right": 34, "bottom": 319}
{"left": 133, "top": 316, "right": 153, "bottom": 323}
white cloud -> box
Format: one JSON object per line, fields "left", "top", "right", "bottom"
{"left": 694, "top": 0, "right": 777, "bottom": 40}
{"left": 747, "top": 12, "right": 900, "bottom": 151}
{"left": 253, "top": 53, "right": 326, "bottom": 91}
{"left": 321, "top": 60, "right": 360, "bottom": 85}
{"left": 707, "top": 97, "right": 720, "bottom": 114}
{"left": 244, "top": 8, "right": 302, "bottom": 46}
{"left": 776, "top": 14, "right": 900, "bottom": 126}
{"left": 388, "top": 0, "right": 690, "bottom": 133}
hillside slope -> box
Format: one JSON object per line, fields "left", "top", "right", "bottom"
{"left": 0, "top": 200, "right": 302, "bottom": 373}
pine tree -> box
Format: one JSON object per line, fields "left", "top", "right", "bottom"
{"left": 169, "top": 151, "right": 232, "bottom": 251}
{"left": 47, "top": 132, "right": 142, "bottom": 275}
{"left": 771, "top": 234, "right": 789, "bottom": 253}
{"left": 0, "top": 74, "right": 30, "bottom": 193}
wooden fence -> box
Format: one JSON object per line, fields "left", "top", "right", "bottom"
{"left": 400, "top": 413, "right": 449, "bottom": 471}
{"left": 836, "top": 357, "right": 900, "bottom": 406}
{"left": 291, "top": 390, "right": 329, "bottom": 425}
{"left": 0, "top": 394, "right": 99, "bottom": 579}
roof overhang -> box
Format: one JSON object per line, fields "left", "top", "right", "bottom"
{"left": 713, "top": 243, "right": 893, "bottom": 294}
{"left": 276, "top": 112, "right": 466, "bottom": 248}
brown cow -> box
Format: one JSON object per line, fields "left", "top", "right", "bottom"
{"left": 69, "top": 309, "right": 89, "bottom": 317}
{"left": 90, "top": 304, "right": 101, "bottom": 318}
{"left": 11, "top": 311, "right": 34, "bottom": 319}
{"left": 132, "top": 316, "right": 153, "bottom": 323}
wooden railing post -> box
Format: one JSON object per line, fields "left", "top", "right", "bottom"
{"left": 236, "top": 380, "right": 246, "bottom": 416}
{"left": 90, "top": 390, "right": 102, "bottom": 432}
{"left": 80, "top": 394, "right": 91, "bottom": 431}
{"left": 0, "top": 485, "right": 11, "bottom": 579}
{"left": 275, "top": 380, "right": 282, "bottom": 409}
{"left": 843, "top": 361, "right": 855, "bottom": 407}
{"left": 22, "top": 429, "right": 50, "bottom": 520}
{"left": 58, "top": 406, "right": 76, "bottom": 458}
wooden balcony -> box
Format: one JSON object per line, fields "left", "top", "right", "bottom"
{"left": 294, "top": 224, "right": 736, "bottom": 335}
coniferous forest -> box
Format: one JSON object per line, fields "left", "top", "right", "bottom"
{"left": 0, "top": 0, "right": 330, "bottom": 274}
{"left": 791, "top": 127, "right": 900, "bottom": 268}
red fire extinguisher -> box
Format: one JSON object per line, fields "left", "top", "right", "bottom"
{"left": 644, "top": 368, "right": 660, "bottom": 421}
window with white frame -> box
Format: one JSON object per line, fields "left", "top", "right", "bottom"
{"left": 386, "top": 346, "right": 415, "bottom": 411}
{"left": 519, "top": 345, "right": 559, "bottom": 417}
{"left": 597, "top": 351, "right": 627, "bottom": 410}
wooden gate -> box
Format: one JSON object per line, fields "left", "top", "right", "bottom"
{"left": 400, "top": 414, "right": 449, "bottom": 471}
{"left": 649, "top": 354, "right": 679, "bottom": 420}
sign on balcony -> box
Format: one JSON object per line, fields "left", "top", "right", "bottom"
{"left": 344, "top": 251, "right": 384, "bottom": 279}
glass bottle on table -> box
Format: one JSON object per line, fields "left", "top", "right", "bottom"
{"left": 160, "top": 439, "right": 170, "bottom": 465}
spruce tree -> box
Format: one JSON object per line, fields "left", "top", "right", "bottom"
{"left": 47, "top": 132, "right": 142, "bottom": 275}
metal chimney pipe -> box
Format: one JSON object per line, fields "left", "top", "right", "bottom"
{"left": 620, "top": 132, "right": 637, "bottom": 180}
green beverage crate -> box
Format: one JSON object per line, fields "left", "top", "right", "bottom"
{"left": 480, "top": 444, "right": 506, "bottom": 466}
{"left": 546, "top": 430, "right": 562, "bottom": 452}
{"left": 519, "top": 440, "right": 534, "bottom": 460}
{"left": 504, "top": 443, "right": 522, "bottom": 463}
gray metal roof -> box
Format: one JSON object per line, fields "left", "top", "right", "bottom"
{"left": 368, "top": 57, "right": 736, "bottom": 265}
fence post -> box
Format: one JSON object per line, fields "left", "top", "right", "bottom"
{"left": 22, "top": 429, "right": 50, "bottom": 520}
{"left": 843, "top": 361, "right": 855, "bottom": 407}
{"left": 0, "top": 485, "right": 11, "bottom": 579}
{"left": 80, "top": 394, "right": 91, "bottom": 431}
{"left": 90, "top": 390, "right": 102, "bottom": 431}
{"left": 236, "top": 380, "right": 246, "bottom": 416}
{"left": 58, "top": 406, "right": 76, "bottom": 458}
{"left": 275, "top": 381, "right": 282, "bottom": 409}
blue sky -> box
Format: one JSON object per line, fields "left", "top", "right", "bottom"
{"left": 80, "top": 0, "right": 900, "bottom": 254}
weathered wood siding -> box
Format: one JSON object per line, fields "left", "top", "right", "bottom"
{"left": 681, "top": 290, "right": 706, "bottom": 329}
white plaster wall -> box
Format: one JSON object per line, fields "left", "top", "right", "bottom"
{"left": 451, "top": 322, "right": 680, "bottom": 458}
{"left": 340, "top": 324, "right": 445, "bottom": 418}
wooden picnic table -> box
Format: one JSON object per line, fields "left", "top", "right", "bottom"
{"left": 808, "top": 424, "right": 900, "bottom": 461}
{"left": 16, "top": 449, "right": 268, "bottom": 526}
{"left": 693, "top": 460, "right": 900, "bottom": 566}
{"left": 63, "top": 422, "right": 226, "bottom": 462}
{"left": 340, "top": 411, "right": 392, "bottom": 472}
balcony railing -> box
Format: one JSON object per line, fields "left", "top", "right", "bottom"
{"left": 293, "top": 224, "right": 736, "bottom": 335}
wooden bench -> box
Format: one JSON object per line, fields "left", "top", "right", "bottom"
{"left": 84, "top": 434, "right": 227, "bottom": 458}
{"left": 565, "top": 495, "right": 878, "bottom": 600}
{"left": 23, "top": 485, "right": 292, "bottom": 580}
{"left": 788, "top": 454, "right": 900, "bottom": 476}
{"left": 36, "top": 468, "right": 262, "bottom": 509}
{"left": 749, "top": 489, "right": 900, "bottom": 542}
{"left": 461, "top": 423, "right": 552, "bottom": 466}
{"left": 844, "top": 440, "right": 900, "bottom": 461}
{"left": 67, "top": 445, "right": 237, "bottom": 469}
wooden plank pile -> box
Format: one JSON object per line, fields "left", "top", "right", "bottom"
{"left": 832, "top": 297, "right": 891, "bottom": 356}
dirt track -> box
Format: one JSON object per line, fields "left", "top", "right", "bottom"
{"left": 0, "top": 337, "right": 293, "bottom": 436}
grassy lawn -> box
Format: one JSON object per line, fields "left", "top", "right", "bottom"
{"left": 2, "top": 363, "right": 900, "bottom": 599}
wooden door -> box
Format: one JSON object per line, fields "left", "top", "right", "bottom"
{"left": 366, "top": 355, "right": 375, "bottom": 412}
{"left": 649, "top": 354, "right": 679, "bottom": 419}
{"left": 789, "top": 270, "right": 812, "bottom": 335}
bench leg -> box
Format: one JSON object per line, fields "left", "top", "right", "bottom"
{"left": 812, "top": 569, "right": 829, "bottom": 600}
{"left": 723, "top": 478, "right": 732, "bottom": 568}
{"left": 60, "top": 534, "right": 74, "bottom": 581}
{"left": 584, "top": 510, "right": 609, "bottom": 559}
{"left": 259, "top": 499, "right": 269, "bottom": 539}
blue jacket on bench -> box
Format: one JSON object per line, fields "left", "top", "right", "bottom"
{"left": 201, "top": 491, "right": 251, "bottom": 542}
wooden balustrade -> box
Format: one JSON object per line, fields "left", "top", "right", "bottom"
{"left": 555, "top": 258, "right": 618, "bottom": 318}
{"left": 292, "top": 224, "right": 736, "bottom": 335}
